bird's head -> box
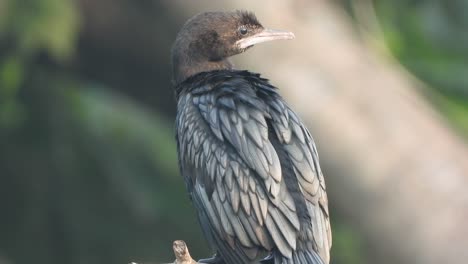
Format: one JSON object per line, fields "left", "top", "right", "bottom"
{"left": 171, "top": 11, "right": 295, "bottom": 84}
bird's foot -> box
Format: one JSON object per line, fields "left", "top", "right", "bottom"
{"left": 198, "top": 254, "right": 225, "bottom": 264}
{"left": 259, "top": 253, "right": 274, "bottom": 264}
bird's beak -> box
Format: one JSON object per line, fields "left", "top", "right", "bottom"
{"left": 236, "top": 28, "right": 295, "bottom": 49}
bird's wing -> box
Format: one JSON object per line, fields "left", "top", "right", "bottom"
{"left": 176, "top": 79, "right": 301, "bottom": 260}
{"left": 259, "top": 85, "right": 332, "bottom": 261}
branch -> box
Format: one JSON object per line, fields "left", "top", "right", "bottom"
{"left": 172, "top": 240, "right": 197, "bottom": 264}
{"left": 130, "top": 241, "right": 197, "bottom": 264}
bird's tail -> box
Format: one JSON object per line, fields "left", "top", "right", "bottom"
{"left": 274, "top": 249, "right": 325, "bottom": 264}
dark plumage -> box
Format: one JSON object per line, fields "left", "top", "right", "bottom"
{"left": 172, "top": 11, "right": 331, "bottom": 264}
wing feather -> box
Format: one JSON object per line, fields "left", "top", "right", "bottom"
{"left": 263, "top": 91, "right": 332, "bottom": 262}
{"left": 176, "top": 72, "right": 331, "bottom": 263}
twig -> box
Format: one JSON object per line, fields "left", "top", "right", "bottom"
{"left": 129, "top": 240, "right": 197, "bottom": 264}
{"left": 172, "top": 240, "right": 197, "bottom": 264}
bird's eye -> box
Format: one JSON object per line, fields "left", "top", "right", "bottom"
{"left": 239, "top": 26, "right": 248, "bottom": 35}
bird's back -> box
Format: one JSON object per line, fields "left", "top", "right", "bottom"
{"left": 175, "top": 70, "right": 331, "bottom": 264}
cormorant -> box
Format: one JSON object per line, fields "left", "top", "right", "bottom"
{"left": 172, "top": 11, "right": 331, "bottom": 264}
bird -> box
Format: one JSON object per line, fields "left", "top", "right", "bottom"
{"left": 172, "top": 11, "right": 331, "bottom": 264}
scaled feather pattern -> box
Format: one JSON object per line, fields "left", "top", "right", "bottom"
{"left": 175, "top": 70, "right": 331, "bottom": 263}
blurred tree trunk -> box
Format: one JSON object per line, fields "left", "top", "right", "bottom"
{"left": 165, "top": 1, "right": 468, "bottom": 264}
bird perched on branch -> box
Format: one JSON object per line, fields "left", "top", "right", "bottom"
{"left": 172, "top": 11, "right": 331, "bottom": 264}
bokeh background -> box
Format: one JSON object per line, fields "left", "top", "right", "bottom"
{"left": 1, "top": 1, "right": 467, "bottom": 264}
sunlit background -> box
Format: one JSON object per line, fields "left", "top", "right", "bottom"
{"left": 1, "top": 1, "right": 467, "bottom": 264}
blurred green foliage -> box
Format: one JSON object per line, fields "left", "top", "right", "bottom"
{"left": 0, "top": 71, "right": 208, "bottom": 263}
{"left": 0, "top": 0, "right": 206, "bottom": 263}
{"left": 329, "top": 220, "right": 365, "bottom": 264}
{"left": 0, "top": 0, "right": 78, "bottom": 59}
{"left": 0, "top": 0, "right": 78, "bottom": 129}
{"left": 0, "top": 0, "right": 466, "bottom": 264}
{"left": 373, "top": 0, "right": 468, "bottom": 136}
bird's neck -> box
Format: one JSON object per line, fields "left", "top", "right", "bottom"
{"left": 172, "top": 54, "right": 233, "bottom": 84}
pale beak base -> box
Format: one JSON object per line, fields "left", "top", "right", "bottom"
{"left": 236, "top": 28, "right": 295, "bottom": 49}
